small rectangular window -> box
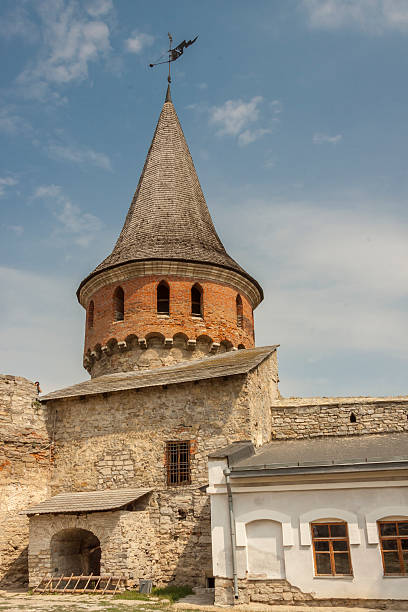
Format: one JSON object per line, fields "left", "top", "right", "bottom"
{"left": 166, "top": 441, "right": 191, "bottom": 486}
{"left": 311, "top": 522, "right": 353, "bottom": 576}
{"left": 378, "top": 521, "right": 408, "bottom": 575}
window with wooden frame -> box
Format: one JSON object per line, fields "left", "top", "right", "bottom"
{"left": 166, "top": 441, "right": 191, "bottom": 486}
{"left": 311, "top": 522, "right": 353, "bottom": 576}
{"left": 378, "top": 520, "right": 408, "bottom": 575}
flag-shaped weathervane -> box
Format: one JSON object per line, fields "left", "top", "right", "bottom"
{"left": 149, "top": 33, "right": 198, "bottom": 83}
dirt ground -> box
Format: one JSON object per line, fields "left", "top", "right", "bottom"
{"left": 1, "top": 590, "right": 408, "bottom": 612}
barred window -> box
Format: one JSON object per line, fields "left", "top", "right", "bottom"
{"left": 166, "top": 441, "right": 191, "bottom": 486}
{"left": 378, "top": 520, "right": 408, "bottom": 575}
{"left": 236, "top": 294, "right": 243, "bottom": 328}
{"left": 88, "top": 300, "right": 94, "bottom": 329}
{"left": 311, "top": 522, "right": 352, "bottom": 576}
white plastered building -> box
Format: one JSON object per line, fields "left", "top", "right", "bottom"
{"left": 208, "top": 434, "right": 408, "bottom": 606}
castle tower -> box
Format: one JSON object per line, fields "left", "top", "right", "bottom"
{"left": 77, "top": 86, "right": 263, "bottom": 377}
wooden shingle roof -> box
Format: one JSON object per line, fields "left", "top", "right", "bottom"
{"left": 40, "top": 345, "right": 278, "bottom": 402}
{"left": 23, "top": 488, "right": 151, "bottom": 515}
{"left": 78, "top": 87, "right": 262, "bottom": 300}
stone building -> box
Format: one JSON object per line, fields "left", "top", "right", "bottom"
{"left": 0, "top": 84, "right": 407, "bottom": 606}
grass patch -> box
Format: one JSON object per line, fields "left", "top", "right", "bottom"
{"left": 115, "top": 585, "right": 193, "bottom": 603}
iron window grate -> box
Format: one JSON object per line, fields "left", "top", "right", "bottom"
{"left": 166, "top": 441, "right": 191, "bottom": 486}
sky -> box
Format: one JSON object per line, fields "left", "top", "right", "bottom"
{"left": 1, "top": 0, "right": 408, "bottom": 397}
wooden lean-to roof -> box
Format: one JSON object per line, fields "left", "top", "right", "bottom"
{"left": 40, "top": 345, "right": 278, "bottom": 402}
{"left": 77, "top": 86, "right": 262, "bottom": 301}
{"left": 23, "top": 488, "right": 151, "bottom": 516}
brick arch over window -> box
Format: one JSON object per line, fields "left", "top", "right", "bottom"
{"left": 113, "top": 286, "right": 124, "bottom": 322}
{"left": 236, "top": 294, "right": 243, "bottom": 328}
{"left": 157, "top": 280, "right": 170, "bottom": 315}
{"left": 191, "top": 283, "right": 203, "bottom": 316}
{"left": 87, "top": 300, "right": 94, "bottom": 329}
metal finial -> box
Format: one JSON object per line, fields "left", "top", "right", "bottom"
{"left": 165, "top": 83, "right": 172, "bottom": 102}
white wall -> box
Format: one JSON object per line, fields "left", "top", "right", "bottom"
{"left": 209, "top": 463, "right": 408, "bottom": 600}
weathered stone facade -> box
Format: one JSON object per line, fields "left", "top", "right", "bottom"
{"left": 23, "top": 353, "right": 279, "bottom": 586}
{"left": 270, "top": 396, "right": 408, "bottom": 440}
{"left": 0, "top": 376, "right": 50, "bottom": 588}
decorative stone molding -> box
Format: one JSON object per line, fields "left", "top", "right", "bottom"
{"left": 78, "top": 260, "right": 262, "bottom": 310}
{"left": 299, "top": 508, "right": 360, "bottom": 545}
{"left": 236, "top": 509, "right": 294, "bottom": 547}
{"left": 365, "top": 506, "right": 408, "bottom": 544}
{"left": 138, "top": 338, "right": 147, "bottom": 349}
{"left": 210, "top": 342, "right": 220, "bottom": 354}
{"left": 187, "top": 339, "right": 197, "bottom": 351}
{"left": 164, "top": 338, "right": 173, "bottom": 347}
{"left": 118, "top": 341, "right": 127, "bottom": 351}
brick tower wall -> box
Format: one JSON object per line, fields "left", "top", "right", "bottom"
{"left": 83, "top": 274, "right": 255, "bottom": 377}
{"left": 0, "top": 375, "right": 50, "bottom": 588}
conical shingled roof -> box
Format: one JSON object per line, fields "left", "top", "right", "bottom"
{"left": 79, "top": 86, "right": 262, "bottom": 296}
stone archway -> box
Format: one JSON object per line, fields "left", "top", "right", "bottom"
{"left": 50, "top": 528, "right": 101, "bottom": 576}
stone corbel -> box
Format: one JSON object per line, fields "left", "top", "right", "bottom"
{"left": 101, "top": 345, "right": 109, "bottom": 355}
{"left": 210, "top": 342, "right": 220, "bottom": 354}
{"left": 118, "top": 341, "right": 127, "bottom": 351}
{"left": 138, "top": 338, "right": 147, "bottom": 349}
{"left": 164, "top": 338, "right": 173, "bottom": 348}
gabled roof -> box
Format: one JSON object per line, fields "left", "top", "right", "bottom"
{"left": 23, "top": 488, "right": 151, "bottom": 516}
{"left": 41, "top": 345, "right": 278, "bottom": 402}
{"left": 78, "top": 87, "right": 262, "bottom": 300}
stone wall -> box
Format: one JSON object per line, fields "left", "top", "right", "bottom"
{"left": 215, "top": 578, "right": 408, "bottom": 609}
{"left": 0, "top": 375, "right": 51, "bottom": 588}
{"left": 83, "top": 274, "right": 255, "bottom": 377}
{"left": 271, "top": 396, "right": 408, "bottom": 439}
{"left": 42, "top": 358, "right": 278, "bottom": 587}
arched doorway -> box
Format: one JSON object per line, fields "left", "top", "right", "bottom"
{"left": 50, "top": 529, "right": 101, "bottom": 576}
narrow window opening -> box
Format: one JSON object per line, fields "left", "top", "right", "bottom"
{"left": 113, "top": 287, "right": 124, "bottom": 321}
{"left": 206, "top": 577, "right": 215, "bottom": 588}
{"left": 191, "top": 284, "right": 203, "bottom": 316}
{"left": 236, "top": 294, "right": 243, "bottom": 328}
{"left": 166, "top": 441, "right": 191, "bottom": 486}
{"left": 157, "top": 281, "right": 170, "bottom": 315}
{"left": 88, "top": 300, "right": 94, "bottom": 329}
{"left": 350, "top": 412, "right": 356, "bottom": 423}
{"left": 311, "top": 522, "right": 353, "bottom": 576}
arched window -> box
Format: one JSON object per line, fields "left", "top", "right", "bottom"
{"left": 113, "top": 287, "right": 124, "bottom": 322}
{"left": 236, "top": 294, "right": 243, "bottom": 328}
{"left": 157, "top": 281, "right": 170, "bottom": 315}
{"left": 87, "top": 300, "right": 94, "bottom": 329}
{"left": 191, "top": 284, "right": 203, "bottom": 316}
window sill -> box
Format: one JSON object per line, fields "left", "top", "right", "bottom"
{"left": 382, "top": 575, "right": 408, "bottom": 578}
{"left": 112, "top": 320, "right": 124, "bottom": 324}
{"left": 191, "top": 315, "right": 203, "bottom": 321}
{"left": 313, "top": 575, "right": 354, "bottom": 580}
{"left": 157, "top": 314, "right": 170, "bottom": 318}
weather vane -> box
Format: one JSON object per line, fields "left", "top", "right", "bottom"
{"left": 149, "top": 33, "right": 198, "bottom": 83}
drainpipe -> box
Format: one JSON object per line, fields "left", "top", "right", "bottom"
{"left": 224, "top": 467, "right": 239, "bottom": 601}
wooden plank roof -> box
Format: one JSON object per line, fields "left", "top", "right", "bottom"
{"left": 40, "top": 345, "right": 278, "bottom": 402}
{"left": 23, "top": 488, "right": 151, "bottom": 515}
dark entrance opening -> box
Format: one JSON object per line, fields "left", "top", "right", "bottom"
{"left": 50, "top": 528, "right": 101, "bottom": 576}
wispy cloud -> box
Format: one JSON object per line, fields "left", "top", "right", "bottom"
{"left": 0, "top": 5, "right": 39, "bottom": 42}
{"left": 33, "top": 184, "right": 102, "bottom": 247}
{"left": 302, "top": 0, "right": 408, "bottom": 33}
{"left": 0, "top": 107, "right": 33, "bottom": 135}
{"left": 15, "top": 0, "right": 113, "bottom": 101}
{"left": 47, "top": 143, "right": 112, "bottom": 170}
{"left": 313, "top": 132, "right": 343, "bottom": 145}
{"left": 5, "top": 225, "right": 24, "bottom": 237}
{"left": 125, "top": 32, "right": 154, "bottom": 54}
{"left": 0, "top": 177, "right": 18, "bottom": 198}
{"left": 209, "top": 96, "right": 280, "bottom": 146}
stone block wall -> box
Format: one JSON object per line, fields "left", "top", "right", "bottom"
{"left": 43, "top": 359, "right": 277, "bottom": 586}
{"left": 83, "top": 274, "right": 254, "bottom": 377}
{"left": 271, "top": 396, "right": 408, "bottom": 440}
{"left": 0, "top": 375, "right": 51, "bottom": 588}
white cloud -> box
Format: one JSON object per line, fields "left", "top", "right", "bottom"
{"left": 209, "top": 96, "right": 278, "bottom": 146}
{"left": 15, "top": 0, "right": 112, "bottom": 100}
{"left": 6, "top": 225, "right": 24, "bottom": 236}
{"left": 313, "top": 132, "right": 343, "bottom": 145}
{"left": 125, "top": 32, "right": 154, "bottom": 54}
{"left": 86, "top": 0, "right": 113, "bottom": 17}
{"left": 303, "top": 0, "right": 408, "bottom": 33}
{"left": 0, "top": 5, "right": 39, "bottom": 42}
{"left": 0, "top": 177, "right": 18, "bottom": 198}
{"left": 33, "top": 184, "right": 102, "bottom": 247}
{"left": 47, "top": 143, "right": 112, "bottom": 170}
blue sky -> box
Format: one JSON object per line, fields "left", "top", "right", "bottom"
{"left": 1, "top": 0, "right": 408, "bottom": 396}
